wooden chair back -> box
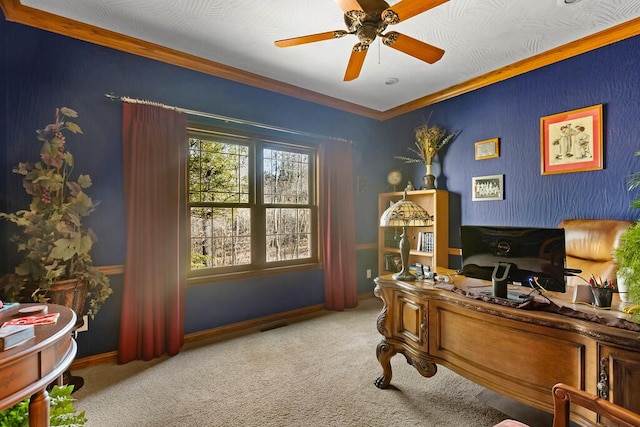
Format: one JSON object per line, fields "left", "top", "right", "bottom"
{"left": 552, "top": 383, "right": 640, "bottom": 427}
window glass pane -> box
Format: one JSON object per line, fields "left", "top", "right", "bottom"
{"left": 265, "top": 208, "right": 311, "bottom": 262}
{"left": 191, "top": 207, "right": 251, "bottom": 269}
{"left": 189, "top": 138, "right": 249, "bottom": 203}
{"left": 263, "top": 148, "right": 309, "bottom": 204}
{"left": 188, "top": 127, "right": 317, "bottom": 276}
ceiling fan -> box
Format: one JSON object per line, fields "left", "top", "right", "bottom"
{"left": 274, "top": 0, "right": 448, "bottom": 81}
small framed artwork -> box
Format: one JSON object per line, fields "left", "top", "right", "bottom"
{"left": 472, "top": 174, "right": 504, "bottom": 201}
{"left": 384, "top": 253, "right": 402, "bottom": 273}
{"left": 540, "top": 104, "right": 603, "bottom": 175}
{"left": 475, "top": 138, "right": 499, "bottom": 160}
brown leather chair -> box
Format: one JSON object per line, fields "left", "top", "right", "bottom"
{"left": 552, "top": 383, "right": 640, "bottom": 427}
{"left": 558, "top": 219, "right": 632, "bottom": 288}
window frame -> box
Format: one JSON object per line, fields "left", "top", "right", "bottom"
{"left": 187, "top": 123, "right": 321, "bottom": 284}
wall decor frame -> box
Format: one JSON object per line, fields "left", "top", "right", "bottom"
{"left": 540, "top": 104, "right": 603, "bottom": 175}
{"left": 472, "top": 174, "right": 504, "bottom": 201}
{"left": 474, "top": 138, "right": 499, "bottom": 160}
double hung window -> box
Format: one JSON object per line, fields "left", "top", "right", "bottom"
{"left": 188, "top": 127, "right": 318, "bottom": 279}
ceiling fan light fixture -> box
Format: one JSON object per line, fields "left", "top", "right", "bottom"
{"left": 275, "top": 0, "right": 449, "bottom": 82}
{"left": 385, "top": 77, "right": 399, "bottom": 85}
{"left": 358, "top": 23, "right": 380, "bottom": 44}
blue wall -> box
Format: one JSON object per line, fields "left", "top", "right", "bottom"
{"left": 0, "top": 16, "right": 389, "bottom": 357}
{"left": 2, "top": 12, "right": 639, "bottom": 357}
{"left": 386, "top": 37, "right": 640, "bottom": 264}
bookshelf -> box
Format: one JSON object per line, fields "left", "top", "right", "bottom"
{"left": 377, "top": 189, "right": 449, "bottom": 277}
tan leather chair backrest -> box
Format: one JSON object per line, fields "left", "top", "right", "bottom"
{"left": 558, "top": 219, "right": 632, "bottom": 287}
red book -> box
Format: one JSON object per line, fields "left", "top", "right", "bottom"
{"left": 3, "top": 312, "right": 60, "bottom": 327}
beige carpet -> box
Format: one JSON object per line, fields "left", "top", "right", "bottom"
{"left": 74, "top": 298, "right": 522, "bottom": 426}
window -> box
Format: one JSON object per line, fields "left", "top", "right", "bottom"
{"left": 188, "top": 127, "right": 318, "bottom": 279}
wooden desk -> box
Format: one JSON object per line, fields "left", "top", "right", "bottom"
{"left": 0, "top": 304, "right": 77, "bottom": 426}
{"left": 374, "top": 273, "right": 640, "bottom": 425}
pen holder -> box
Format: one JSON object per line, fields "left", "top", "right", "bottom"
{"left": 591, "top": 287, "right": 613, "bottom": 308}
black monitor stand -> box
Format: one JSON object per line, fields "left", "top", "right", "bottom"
{"left": 491, "top": 262, "right": 511, "bottom": 299}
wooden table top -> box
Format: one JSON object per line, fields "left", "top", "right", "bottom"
{"left": 0, "top": 303, "right": 77, "bottom": 411}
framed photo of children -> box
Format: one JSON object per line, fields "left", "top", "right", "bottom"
{"left": 472, "top": 174, "right": 504, "bottom": 201}
{"left": 540, "top": 104, "right": 603, "bottom": 175}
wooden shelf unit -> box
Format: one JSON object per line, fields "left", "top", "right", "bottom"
{"left": 377, "top": 189, "right": 449, "bottom": 276}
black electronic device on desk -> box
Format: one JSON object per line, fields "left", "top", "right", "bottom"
{"left": 459, "top": 225, "right": 567, "bottom": 302}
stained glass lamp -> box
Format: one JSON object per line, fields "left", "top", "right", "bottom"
{"left": 380, "top": 192, "right": 433, "bottom": 281}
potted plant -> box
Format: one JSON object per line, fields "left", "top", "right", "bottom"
{"left": 395, "top": 115, "right": 458, "bottom": 190}
{"left": 614, "top": 151, "right": 640, "bottom": 321}
{"left": 0, "top": 385, "right": 87, "bottom": 426}
{"left": 0, "top": 107, "right": 111, "bottom": 319}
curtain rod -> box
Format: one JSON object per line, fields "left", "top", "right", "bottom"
{"left": 104, "top": 93, "right": 351, "bottom": 143}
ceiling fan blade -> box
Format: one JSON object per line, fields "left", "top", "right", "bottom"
{"left": 383, "top": 32, "right": 444, "bottom": 64}
{"left": 344, "top": 44, "right": 369, "bottom": 81}
{"left": 334, "top": 0, "right": 364, "bottom": 13}
{"left": 382, "top": 0, "right": 448, "bottom": 24}
{"left": 275, "top": 30, "right": 348, "bottom": 48}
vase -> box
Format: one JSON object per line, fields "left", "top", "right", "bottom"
{"left": 423, "top": 164, "right": 436, "bottom": 190}
{"left": 617, "top": 268, "right": 631, "bottom": 302}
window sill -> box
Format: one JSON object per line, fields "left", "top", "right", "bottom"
{"left": 187, "top": 262, "right": 323, "bottom": 286}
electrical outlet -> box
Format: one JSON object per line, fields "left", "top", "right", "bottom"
{"left": 366, "top": 269, "right": 372, "bottom": 279}
{"left": 76, "top": 315, "right": 89, "bottom": 333}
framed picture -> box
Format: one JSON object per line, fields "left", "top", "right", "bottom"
{"left": 540, "top": 104, "right": 603, "bottom": 175}
{"left": 472, "top": 174, "right": 504, "bottom": 201}
{"left": 384, "top": 253, "right": 402, "bottom": 273}
{"left": 475, "top": 138, "right": 499, "bottom": 160}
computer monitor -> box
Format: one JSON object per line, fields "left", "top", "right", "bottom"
{"left": 460, "top": 225, "right": 567, "bottom": 298}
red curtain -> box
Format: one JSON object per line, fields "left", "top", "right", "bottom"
{"left": 321, "top": 141, "right": 358, "bottom": 310}
{"left": 118, "top": 103, "right": 187, "bottom": 363}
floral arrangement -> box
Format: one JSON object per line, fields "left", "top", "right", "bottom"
{"left": 396, "top": 122, "right": 458, "bottom": 166}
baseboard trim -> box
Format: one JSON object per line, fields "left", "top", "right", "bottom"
{"left": 71, "top": 294, "right": 377, "bottom": 371}
{"left": 71, "top": 302, "right": 336, "bottom": 370}
{"left": 71, "top": 351, "right": 119, "bottom": 370}
{"left": 182, "top": 303, "right": 325, "bottom": 345}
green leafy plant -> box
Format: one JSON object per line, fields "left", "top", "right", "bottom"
{"left": 614, "top": 151, "right": 640, "bottom": 322}
{"left": 0, "top": 107, "right": 111, "bottom": 318}
{"left": 0, "top": 385, "right": 87, "bottom": 426}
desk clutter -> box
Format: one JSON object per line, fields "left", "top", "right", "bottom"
{"left": 449, "top": 284, "right": 640, "bottom": 333}
{"left": 0, "top": 302, "right": 60, "bottom": 351}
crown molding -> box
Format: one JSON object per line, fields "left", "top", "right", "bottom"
{"left": 380, "top": 16, "right": 640, "bottom": 120}
{"left": 2, "top": 0, "right": 639, "bottom": 121}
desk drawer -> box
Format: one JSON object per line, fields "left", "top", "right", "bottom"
{"left": 392, "top": 291, "right": 428, "bottom": 352}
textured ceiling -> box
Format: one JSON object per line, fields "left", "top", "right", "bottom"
{"left": 18, "top": 0, "right": 640, "bottom": 113}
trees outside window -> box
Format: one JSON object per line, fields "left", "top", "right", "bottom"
{"left": 188, "top": 128, "right": 317, "bottom": 279}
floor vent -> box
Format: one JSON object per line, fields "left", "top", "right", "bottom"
{"left": 259, "top": 322, "right": 288, "bottom": 332}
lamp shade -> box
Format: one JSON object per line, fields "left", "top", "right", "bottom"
{"left": 380, "top": 194, "right": 432, "bottom": 227}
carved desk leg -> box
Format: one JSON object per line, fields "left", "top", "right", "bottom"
{"left": 405, "top": 352, "right": 437, "bottom": 379}
{"left": 375, "top": 339, "right": 395, "bottom": 389}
